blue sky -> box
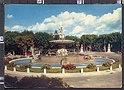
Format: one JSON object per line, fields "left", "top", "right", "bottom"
{"left": 5, "top": 4, "right": 122, "bottom": 37}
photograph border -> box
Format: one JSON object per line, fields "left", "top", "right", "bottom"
{"left": 0, "top": 0, "right": 123, "bottom": 90}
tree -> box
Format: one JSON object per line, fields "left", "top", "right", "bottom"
{"left": 108, "top": 32, "right": 121, "bottom": 52}
{"left": 4, "top": 31, "right": 20, "bottom": 54}
{"left": 34, "top": 32, "right": 53, "bottom": 50}
{"left": 80, "top": 34, "right": 98, "bottom": 51}
{"left": 65, "top": 36, "right": 79, "bottom": 50}
{"left": 14, "top": 30, "right": 34, "bottom": 55}
{"left": 15, "top": 35, "right": 34, "bottom": 55}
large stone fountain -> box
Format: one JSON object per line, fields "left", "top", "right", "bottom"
{"left": 50, "top": 25, "right": 74, "bottom": 56}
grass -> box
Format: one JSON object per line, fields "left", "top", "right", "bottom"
{"left": 83, "top": 67, "right": 97, "bottom": 72}
{"left": 47, "top": 68, "right": 62, "bottom": 73}
{"left": 112, "top": 62, "right": 122, "bottom": 69}
{"left": 65, "top": 68, "right": 81, "bottom": 73}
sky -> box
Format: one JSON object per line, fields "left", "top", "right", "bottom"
{"left": 5, "top": 4, "right": 122, "bottom": 37}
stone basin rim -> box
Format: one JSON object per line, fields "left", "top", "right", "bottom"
{"left": 9, "top": 57, "right": 115, "bottom": 68}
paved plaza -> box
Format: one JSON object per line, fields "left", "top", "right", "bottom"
{"left": 63, "top": 72, "right": 122, "bottom": 88}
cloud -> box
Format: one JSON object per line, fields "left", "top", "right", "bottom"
{"left": 95, "top": 8, "right": 122, "bottom": 34}
{"left": 9, "top": 25, "right": 26, "bottom": 32}
{"left": 71, "top": 26, "right": 84, "bottom": 35}
{"left": 7, "top": 14, "right": 13, "bottom": 19}
{"left": 6, "top": 8, "right": 122, "bottom": 36}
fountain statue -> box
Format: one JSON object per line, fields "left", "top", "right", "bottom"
{"left": 107, "top": 43, "right": 111, "bottom": 53}
{"left": 59, "top": 25, "right": 65, "bottom": 40}
{"left": 79, "top": 44, "right": 84, "bottom": 54}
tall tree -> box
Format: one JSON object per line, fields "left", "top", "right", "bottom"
{"left": 34, "top": 32, "right": 53, "bottom": 50}
{"left": 15, "top": 35, "right": 34, "bottom": 55}
{"left": 15, "top": 30, "right": 34, "bottom": 55}
{"left": 4, "top": 31, "right": 20, "bottom": 54}
{"left": 80, "top": 34, "right": 98, "bottom": 51}
{"left": 65, "top": 36, "right": 79, "bottom": 50}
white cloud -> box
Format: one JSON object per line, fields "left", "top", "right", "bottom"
{"left": 98, "top": 8, "right": 121, "bottom": 25}
{"left": 71, "top": 26, "right": 84, "bottom": 34}
{"left": 7, "top": 14, "right": 13, "bottom": 19}
{"left": 6, "top": 8, "right": 121, "bottom": 36}
{"left": 10, "top": 25, "right": 26, "bottom": 32}
{"left": 12, "top": 25, "right": 23, "bottom": 30}
{"left": 90, "top": 31, "right": 98, "bottom": 35}
{"left": 84, "top": 14, "right": 96, "bottom": 25}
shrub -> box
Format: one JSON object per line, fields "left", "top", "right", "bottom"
{"left": 13, "top": 57, "right": 19, "bottom": 59}
{"left": 20, "top": 64, "right": 31, "bottom": 70}
{"left": 62, "top": 64, "right": 76, "bottom": 70}
{"left": 6, "top": 75, "right": 70, "bottom": 88}
{"left": 86, "top": 63, "right": 96, "bottom": 69}
{"left": 102, "top": 62, "right": 112, "bottom": 67}
{"left": 7, "top": 62, "right": 16, "bottom": 67}
{"left": 5, "top": 57, "right": 13, "bottom": 61}
{"left": 5, "top": 75, "right": 18, "bottom": 87}
{"left": 20, "top": 56, "right": 26, "bottom": 58}
{"left": 41, "top": 64, "right": 51, "bottom": 70}
{"left": 4, "top": 59, "right": 9, "bottom": 65}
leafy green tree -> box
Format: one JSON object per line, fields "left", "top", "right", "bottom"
{"left": 80, "top": 34, "right": 98, "bottom": 51}
{"left": 15, "top": 35, "right": 34, "bottom": 55}
{"left": 34, "top": 32, "right": 53, "bottom": 50}
{"left": 4, "top": 31, "right": 21, "bottom": 54}
{"left": 108, "top": 32, "right": 121, "bottom": 52}
{"left": 65, "top": 36, "right": 79, "bottom": 50}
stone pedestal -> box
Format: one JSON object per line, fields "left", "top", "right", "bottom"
{"left": 119, "top": 64, "right": 121, "bottom": 68}
{"left": 62, "top": 68, "right": 65, "bottom": 74}
{"left": 27, "top": 68, "right": 30, "bottom": 73}
{"left": 44, "top": 68, "right": 46, "bottom": 74}
{"left": 81, "top": 68, "right": 83, "bottom": 73}
{"left": 110, "top": 66, "right": 112, "bottom": 71}
{"left": 97, "top": 67, "right": 99, "bottom": 72}
{"left": 13, "top": 67, "right": 16, "bottom": 72}
{"left": 5, "top": 65, "right": 7, "bottom": 70}
{"left": 119, "top": 64, "right": 122, "bottom": 71}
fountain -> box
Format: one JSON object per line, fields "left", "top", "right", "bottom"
{"left": 49, "top": 24, "right": 74, "bottom": 56}
{"left": 10, "top": 25, "right": 115, "bottom": 69}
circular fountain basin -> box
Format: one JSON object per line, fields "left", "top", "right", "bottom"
{"left": 12, "top": 57, "right": 114, "bottom": 68}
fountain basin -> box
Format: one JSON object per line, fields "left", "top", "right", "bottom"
{"left": 11, "top": 57, "right": 114, "bottom": 68}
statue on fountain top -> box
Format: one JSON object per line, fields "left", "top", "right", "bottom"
{"left": 59, "top": 24, "right": 65, "bottom": 40}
